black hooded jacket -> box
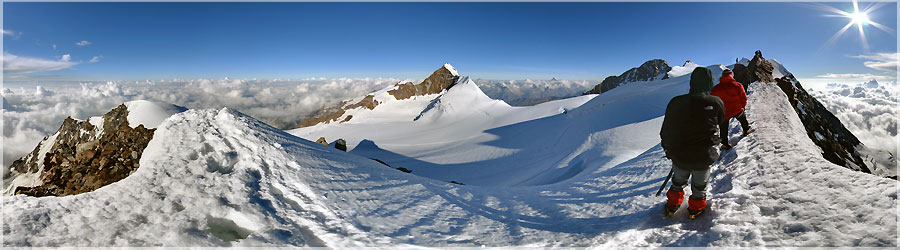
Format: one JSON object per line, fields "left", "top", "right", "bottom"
{"left": 660, "top": 67, "right": 726, "bottom": 169}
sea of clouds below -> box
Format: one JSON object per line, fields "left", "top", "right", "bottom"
{"left": 1, "top": 78, "right": 596, "bottom": 168}
{"left": 806, "top": 80, "right": 898, "bottom": 160}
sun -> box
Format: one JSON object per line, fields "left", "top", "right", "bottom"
{"left": 815, "top": 0, "right": 895, "bottom": 51}
{"left": 848, "top": 10, "right": 870, "bottom": 25}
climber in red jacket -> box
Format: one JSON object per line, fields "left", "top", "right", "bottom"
{"left": 710, "top": 69, "right": 751, "bottom": 150}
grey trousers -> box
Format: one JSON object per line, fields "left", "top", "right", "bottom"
{"left": 669, "top": 163, "right": 711, "bottom": 200}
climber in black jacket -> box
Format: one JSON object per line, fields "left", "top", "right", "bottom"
{"left": 659, "top": 66, "right": 725, "bottom": 218}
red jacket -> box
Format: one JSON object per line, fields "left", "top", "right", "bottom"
{"left": 710, "top": 75, "right": 747, "bottom": 118}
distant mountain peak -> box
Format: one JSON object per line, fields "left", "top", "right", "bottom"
{"left": 293, "top": 64, "right": 463, "bottom": 128}
{"left": 582, "top": 59, "right": 671, "bottom": 95}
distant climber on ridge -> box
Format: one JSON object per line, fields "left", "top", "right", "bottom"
{"left": 711, "top": 68, "right": 752, "bottom": 150}
{"left": 659, "top": 67, "right": 725, "bottom": 219}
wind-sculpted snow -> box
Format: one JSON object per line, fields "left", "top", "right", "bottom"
{"left": 1, "top": 78, "right": 397, "bottom": 167}
{"left": 3, "top": 80, "right": 896, "bottom": 246}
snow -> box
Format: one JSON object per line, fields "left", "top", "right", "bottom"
{"left": 123, "top": 100, "right": 187, "bottom": 129}
{"left": 769, "top": 59, "right": 792, "bottom": 79}
{"left": 3, "top": 65, "right": 897, "bottom": 247}
{"left": 814, "top": 131, "right": 825, "bottom": 141}
{"left": 443, "top": 63, "right": 459, "bottom": 76}
{"left": 1, "top": 131, "right": 59, "bottom": 196}
{"left": 667, "top": 61, "right": 701, "bottom": 78}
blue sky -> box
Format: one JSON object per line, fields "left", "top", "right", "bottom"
{"left": 2, "top": 2, "right": 897, "bottom": 81}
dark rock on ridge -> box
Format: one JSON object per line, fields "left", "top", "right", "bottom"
{"left": 748, "top": 50, "right": 775, "bottom": 84}
{"left": 583, "top": 59, "right": 671, "bottom": 95}
{"left": 388, "top": 65, "right": 460, "bottom": 100}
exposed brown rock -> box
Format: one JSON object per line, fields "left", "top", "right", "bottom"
{"left": 732, "top": 61, "right": 752, "bottom": 90}
{"left": 748, "top": 50, "right": 775, "bottom": 84}
{"left": 315, "top": 137, "right": 328, "bottom": 145}
{"left": 346, "top": 95, "right": 378, "bottom": 110}
{"left": 388, "top": 66, "right": 460, "bottom": 100}
{"left": 583, "top": 59, "right": 671, "bottom": 95}
{"left": 295, "top": 109, "right": 346, "bottom": 128}
{"left": 294, "top": 95, "right": 379, "bottom": 128}
{"left": 8, "top": 104, "right": 156, "bottom": 197}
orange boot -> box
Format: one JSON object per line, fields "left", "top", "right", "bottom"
{"left": 687, "top": 196, "right": 707, "bottom": 219}
{"left": 664, "top": 189, "right": 684, "bottom": 216}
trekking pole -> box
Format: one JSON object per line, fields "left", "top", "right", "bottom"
{"left": 656, "top": 168, "right": 674, "bottom": 196}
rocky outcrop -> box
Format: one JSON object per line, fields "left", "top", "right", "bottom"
{"left": 294, "top": 94, "right": 380, "bottom": 128}
{"left": 583, "top": 59, "right": 671, "bottom": 95}
{"left": 316, "top": 137, "right": 328, "bottom": 145}
{"left": 732, "top": 59, "right": 752, "bottom": 89}
{"left": 4, "top": 104, "right": 157, "bottom": 196}
{"left": 388, "top": 64, "right": 460, "bottom": 100}
{"left": 334, "top": 139, "right": 347, "bottom": 152}
{"left": 748, "top": 50, "right": 775, "bottom": 84}
{"left": 774, "top": 71, "right": 873, "bottom": 174}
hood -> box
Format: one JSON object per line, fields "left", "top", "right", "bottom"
{"left": 689, "top": 67, "right": 713, "bottom": 94}
{"left": 719, "top": 74, "right": 738, "bottom": 85}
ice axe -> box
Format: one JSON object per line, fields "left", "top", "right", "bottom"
{"left": 655, "top": 167, "right": 674, "bottom": 196}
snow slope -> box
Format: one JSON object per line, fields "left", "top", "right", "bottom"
{"left": 290, "top": 66, "right": 729, "bottom": 186}
{"left": 3, "top": 78, "right": 896, "bottom": 247}
{"left": 290, "top": 76, "right": 598, "bottom": 186}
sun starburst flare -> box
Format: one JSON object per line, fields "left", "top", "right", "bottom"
{"left": 811, "top": 0, "right": 895, "bottom": 51}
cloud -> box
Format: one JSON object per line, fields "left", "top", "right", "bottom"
{"left": 52, "top": 44, "right": 57, "bottom": 50}
{"left": 816, "top": 73, "right": 896, "bottom": 79}
{"left": 2, "top": 52, "right": 80, "bottom": 74}
{"left": 2, "top": 29, "right": 21, "bottom": 38}
{"left": 478, "top": 78, "right": 598, "bottom": 105}
{"left": 852, "top": 52, "right": 898, "bottom": 72}
{"left": 1, "top": 78, "right": 402, "bottom": 167}
{"left": 75, "top": 40, "right": 92, "bottom": 46}
{"left": 810, "top": 80, "right": 898, "bottom": 156}
{"left": 90, "top": 56, "right": 102, "bottom": 63}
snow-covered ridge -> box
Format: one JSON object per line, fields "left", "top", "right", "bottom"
{"left": 667, "top": 60, "right": 701, "bottom": 78}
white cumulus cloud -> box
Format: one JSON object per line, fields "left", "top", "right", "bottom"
{"left": 75, "top": 40, "right": 92, "bottom": 46}
{"left": 810, "top": 79, "right": 898, "bottom": 157}
{"left": 90, "top": 56, "right": 102, "bottom": 63}
{"left": 2, "top": 52, "right": 80, "bottom": 74}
